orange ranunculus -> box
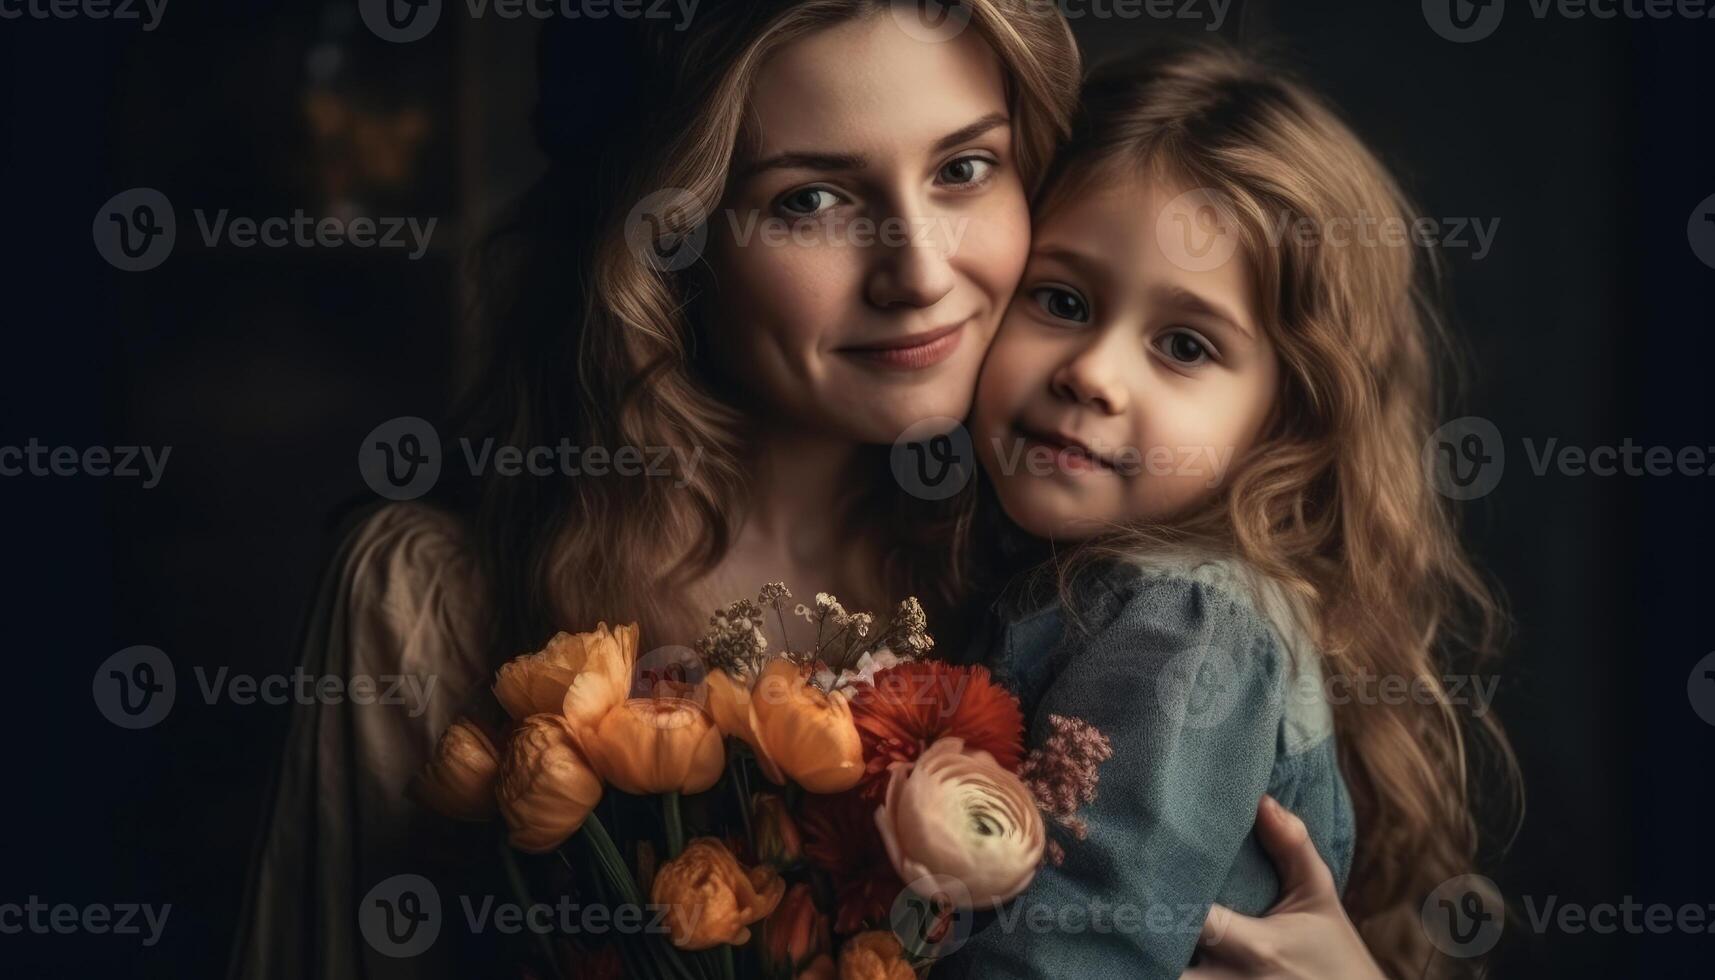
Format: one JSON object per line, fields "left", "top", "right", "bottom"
{"left": 650, "top": 837, "right": 786, "bottom": 950}
{"left": 837, "top": 931, "right": 914, "bottom": 980}
{"left": 411, "top": 716, "right": 501, "bottom": 821}
{"left": 494, "top": 713, "right": 603, "bottom": 853}
{"left": 576, "top": 697, "right": 724, "bottom": 795}
{"left": 711, "top": 659, "right": 864, "bottom": 793}
{"left": 494, "top": 623, "right": 638, "bottom": 721}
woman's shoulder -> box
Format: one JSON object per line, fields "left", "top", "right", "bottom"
{"left": 328, "top": 502, "right": 486, "bottom": 679}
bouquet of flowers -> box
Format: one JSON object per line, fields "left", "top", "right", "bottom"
{"left": 414, "top": 584, "right": 1111, "bottom": 979}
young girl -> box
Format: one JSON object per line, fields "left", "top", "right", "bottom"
{"left": 943, "top": 44, "right": 1508, "bottom": 977}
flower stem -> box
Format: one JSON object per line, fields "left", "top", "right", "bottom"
{"left": 500, "top": 840, "right": 567, "bottom": 980}
{"left": 664, "top": 791, "right": 686, "bottom": 858}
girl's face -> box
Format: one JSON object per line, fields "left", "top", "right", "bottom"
{"left": 703, "top": 14, "right": 1030, "bottom": 444}
{"left": 972, "top": 173, "right": 1281, "bottom": 540}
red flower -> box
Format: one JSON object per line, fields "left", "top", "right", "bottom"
{"left": 798, "top": 790, "right": 903, "bottom": 934}
{"left": 847, "top": 661, "right": 1025, "bottom": 801}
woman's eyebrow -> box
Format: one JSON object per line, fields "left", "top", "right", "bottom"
{"left": 735, "top": 112, "right": 1011, "bottom": 181}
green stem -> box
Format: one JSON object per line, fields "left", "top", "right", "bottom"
{"left": 500, "top": 840, "right": 567, "bottom": 980}
{"left": 664, "top": 791, "right": 686, "bottom": 858}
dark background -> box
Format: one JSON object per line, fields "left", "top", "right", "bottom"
{"left": 2, "top": 1, "right": 1710, "bottom": 976}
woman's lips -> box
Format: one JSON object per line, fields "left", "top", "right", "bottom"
{"left": 839, "top": 320, "right": 966, "bottom": 370}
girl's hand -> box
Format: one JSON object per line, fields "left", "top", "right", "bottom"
{"left": 1182, "top": 795, "right": 1386, "bottom": 980}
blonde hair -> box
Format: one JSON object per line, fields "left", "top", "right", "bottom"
{"left": 1040, "top": 43, "right": 1519, "bottom": 975}
{"left": 460, "top": 2, "right": 1080, "bottom": 655}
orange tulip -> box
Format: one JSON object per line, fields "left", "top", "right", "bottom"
{"left": 495, "top": 714, "right": 603, "bottom": 853}
{"left": 709, "top": 659, "right": 863, "bottom": 793}
{"left": 410, "top": 716, "right": 500, "bottom": 821}
{"left": 494, "top": 623, "right": 638, "bottom": 721}
{"left": 752, "top": 792, "right": 804, "bottom": 867}
{"left": 650, "top": 837, "right": 786, "bottom": 950}
{"left": 576, "top": 697, "right": 724, "bottom": 795}
{"left": 761, "top": 882, "right": 831, "bottom": 978}
{"left": 837, "top": 931, "right": 914, "bottom": 980}
{"left": 754, "top": 659, "right": 865, "bottom": 793}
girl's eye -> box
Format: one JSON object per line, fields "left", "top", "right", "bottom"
{"left": 937, "top": 155, "right": 995, "bottom": 188}
{"left": 778, "top": 187, "right": 841, "bottom": 217}
{"left": 1031, "top": 286, "right": 1089, "bottom": 323}
{"left": 1158, "top": 329, "right": 1213, "bottom": 365}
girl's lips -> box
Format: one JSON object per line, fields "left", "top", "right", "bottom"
{"left": 839, "top": 320, "right": 967, "bottom": 370}
{"left": 1017, "top": 428, "right": 1114, "bottom": 475}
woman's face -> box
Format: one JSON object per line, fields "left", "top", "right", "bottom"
{"left": 702, "top": 14, "right": 1030, "bottom": 445}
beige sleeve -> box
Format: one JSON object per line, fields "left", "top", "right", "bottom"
{"left": 228, "top": 503, "right": 490, "bottom": 980}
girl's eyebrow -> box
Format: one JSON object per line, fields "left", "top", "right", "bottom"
{"left": 734, "top": 112, "right": 1011, "bottom": 182}
{"left": 1151, "top": 284, "right": 1253, "bottom": 340}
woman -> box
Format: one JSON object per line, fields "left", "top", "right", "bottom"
{"left": 229, "top": 4, "right": 1381, "bottom": 976}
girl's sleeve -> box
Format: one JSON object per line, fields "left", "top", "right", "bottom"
{"left": 941, "top": 575, "right": 1287, "bottom": 979}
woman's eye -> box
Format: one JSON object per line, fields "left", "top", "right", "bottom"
{"left": 937, "top": 156, "right": 995, "bottom": 188}
{"left": 1158, "top": 330, "right": 1213, "bottom": 365}
{"left": 1031, "top": 286, "right": 1089, "bottom": 323}
{"left": 778, "top": 187, "right": 840, "bottom": 217}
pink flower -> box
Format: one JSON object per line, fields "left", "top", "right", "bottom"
{"left": 873, "top": 737, "right": 1044, "bottom": 910}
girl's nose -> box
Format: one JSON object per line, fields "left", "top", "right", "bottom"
{"left": 1051, "top": 341, "right": 1130, "bottom": 415}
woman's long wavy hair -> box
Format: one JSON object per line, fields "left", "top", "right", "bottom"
{"left": 448, "top": 2, "right": 1080, "bottom": 658}
{"left": 1037, "top": 44, "right": 1520, "bottom": 975}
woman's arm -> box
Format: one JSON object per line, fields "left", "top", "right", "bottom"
{"left": 1183, "top": 795, "right": 1386, "bottom": 980}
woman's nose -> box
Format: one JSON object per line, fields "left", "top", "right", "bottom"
{"left": 864, "top": 212, "right": 957, "bottom": 310}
